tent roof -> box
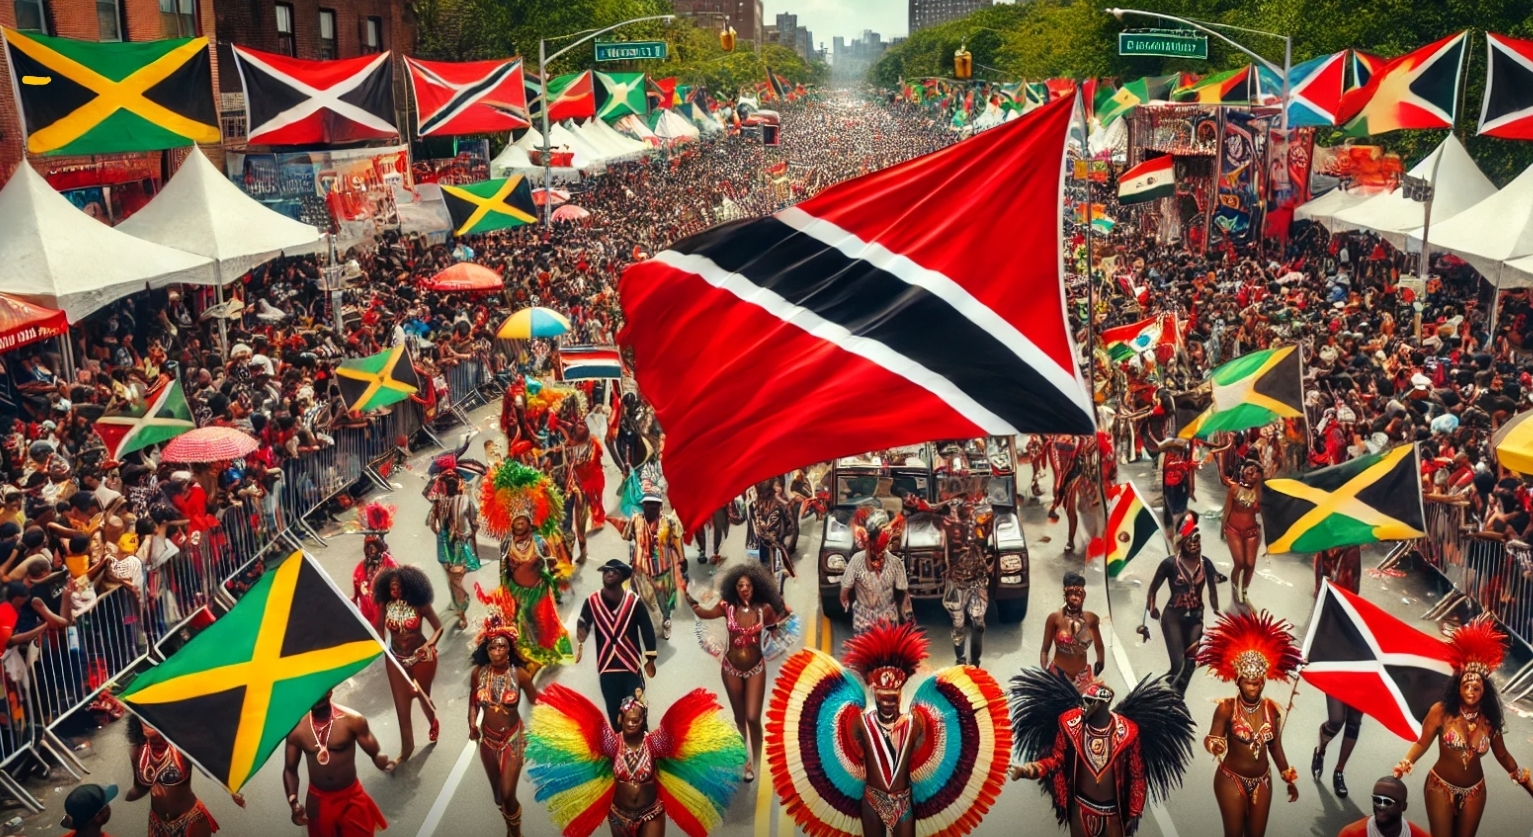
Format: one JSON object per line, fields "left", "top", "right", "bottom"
{"left": 1331, "top": 135, "right": 1495, "bottom": 249}
{"left": 0, "top": 164, "right": 213, "bottom": 321}
{"left": 547, "top": 122, "right": 601, "bottom": 169}
{"left": 586, "top": 117, "right": 652, "bottom": 155}
{"left": 1406, "top": 161, "right": 1533, "bottom": 282}
{"left": 651, "top": 109, "right": 699, "bottom": 141}
{"left": 558, "top": 120, "right": 610, "bottom": 164}
{"left": 1506, "top": 254, "right": 1533, "bottom": 288}
{"left": 512, "top": 127, "right": 544, "bottom": 150}
{"left": 1294, "top": 185, "right": 1382, "bottom": 230}
{"left": 117, "top": 147, "right": 321, "bottom": 286}
{"left": 490, "top": 142, "right": 534, "bottom": 176}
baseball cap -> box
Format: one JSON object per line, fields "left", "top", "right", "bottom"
{"left": 63, "top": 783, "right": 116, "bottom": 827}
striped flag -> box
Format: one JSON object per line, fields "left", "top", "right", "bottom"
{"left": 1100, "top": 315, "right": 1176, "bottom": 362}
{"left": 1118, "top": 156, "right": 1175, "bottom": 204}
{"left": 558, "top": 345, "right": 624, "bottom": 380}
{"left": 1090, "top": 481, "right": 1163, "bottom": 577}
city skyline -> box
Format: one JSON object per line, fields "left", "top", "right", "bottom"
{"left": 762, "top": 0, "right": 908, "bottom": 46}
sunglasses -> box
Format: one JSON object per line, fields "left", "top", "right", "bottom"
{"left": 1371, "top": 795, "right": 1397, "bottom": 809}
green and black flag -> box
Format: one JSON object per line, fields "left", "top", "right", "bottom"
{"left": 2, "top": 28, "right": 220, "bottom": 155}
{"left": 118, "top": 552, "right": 383, "bottom": 791}
{"left": 1180, "top": 345, "right": 1303, "bottom": 439}
{"left": 1262, "top": 444, "right": 1426, "bottom": 554}
{"left": 441, "top": 175, "right": 539, "bottom": 236}
{"left": 335, "top": 344, "right": 420, "bottom": 413}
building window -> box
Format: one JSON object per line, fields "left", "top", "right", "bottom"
{"left": 275, "top": 3, "right": 295, "bottom": 56}
{"left": 15, "top": 0, "right": 48, "bottom": 32}
{"left": 363, "top": 16, "right": 381, "bottom": 53}
{"left": 318, "top": 9, "right": 336, "bottom": 59}
{"left": 159, "top": 0, "right": 196, "bottom": 37}
{"left": 97, "top": 0, "right": 119, "bottom": 39}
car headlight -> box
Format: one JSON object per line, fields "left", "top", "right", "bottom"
{"left": 1000, "top": 574, "right": 1023, "bottom": 585}
{"left": 824, "top": 553, "right": 847, "bottom": 571}
{"left": 999, "top": 554, "right": 1022, "bottom": 573}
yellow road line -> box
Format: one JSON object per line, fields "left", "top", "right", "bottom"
{"left": 820, "top": 615, "right": 833, "bottom": 654}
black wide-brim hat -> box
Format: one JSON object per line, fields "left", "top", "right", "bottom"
{"left": 598, "top": 558, "right": 633, "bottom": 580}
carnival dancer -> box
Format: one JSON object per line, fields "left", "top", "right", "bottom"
{"left": 1146, "top": 517, "right": 1221, "bottom": 695}
{"left": 1336, "top": 777, "right": 1430, "bottom": 837}
{"left": 765, "top": 622, "right": 1012, "bottom": 837}
{"left": 371, "top": 565, "right": 442, "bottom": 763}
{"left": 426, "top": 470, "right": 480, "bottom": 629}
{"left": 124, "top": 716, "right": 245, "bottom": 837}
{"left": 1039, "top": 572, "right": 1105, "bottom": 691}
{"left": 480, "top": 460, "right": 574, "bottom": 674}
{"left": 1155, "top": 439, "right": 1199, "bottom": 530}
{"left": 468, "top": 585, "right": 539, "bottom": 837}
{"left": 1221, "top": 460, "right": 1264, "bottom": 608}
{"left": 561, "top": 421, "right": 607, "bottom": 562}
{"left": 1024, "top": 435, "right": 1048, "bottom": 499}
{"left": 1048, "top": 436, "right": 1092, "bottom": 552}
{"left": 577, "top": 559, "right": 658, "bottom": 727}
{"left": 1198, "top": 610, "right": 1304, "bottom": 837}
{"left": 943, "top": 501, "right": 993, "bottom": 666}
{"left": 1313, "top": 543, "right": 1364, "bottom": 798}
{"left": 749, "top": 479, "right": 794, "bottom": 582}
{"left": 1393, "top": 619, "right": 1533, "bottom": 837}
{"left": 611, "top": 481, "right": 686, "bottom": 641}
{"left": 350, "top": 502, "right": 398, "bottom": 630}
{"left": 687, "top": 562, "right": 799, "bottom": 782}
{"left": 526, "top": 685, "right": 745, "bottom": 837}
{"left": 839, "top": 510, "right": 910, "bottom": 636}
{"left": 282, "top": 690, "right": 393, "bottom": 837}
{"left": 1008, "top": 669, "right": 1195, "bottom": 837}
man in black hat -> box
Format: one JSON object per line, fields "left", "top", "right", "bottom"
{"left": 61, "top": 783, "right": 116, "bottom": 837}
{"left": 575, "top": 558, "right": 657, "bottom": 726}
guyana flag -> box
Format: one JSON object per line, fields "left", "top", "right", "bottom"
{"left": 441, "top": 175, "right": 538, "bottom": 236}
{"left": 3, "top": 29, "right": 220, "bottom": 155}
{"left": 1090, "top": 481, "right": 1163, "bottom": 577}
{"left": 95, "top": 379, "right": 195, "bottom": 460}
{"left": 1262, "top": 445, "right": 1426, "bottom": 554}
{"left": 119, "top": 551, "right": 383, "bottom": 792}
{"left": 1338, "top": 32, "right": 1467, "bottom": 137}
{"left": 335, "top": 344, "right": 420, "bottom": 413}
{"left": 1180, "top": 346, "right": 1303, "bottom": 439}
{"left": 1096, "top": 73, "right": 1177, "bottom": 127}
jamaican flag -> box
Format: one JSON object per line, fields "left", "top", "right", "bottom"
{"left": 2, "top": 29, "right": 219, "bottom": 155}
{"left": 335, "top": 344, "right": 420, "bottom": 413}
{"left": 1181, "top": 345, "right": 1303, "bottom": 439}
{"left": 94, "top": 379, "right": 195, "bottom": 460}
{"left": 119, "top": 552, "right": 383, "bottom": 791}
{"left": 441, "top": 175, "right": 538, "bottom": 236}
{"left": 1262, "top": 444, "right": 1426, "bottom": 554}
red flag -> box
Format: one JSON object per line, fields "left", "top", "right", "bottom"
{"left": 618, "top": 95, "right": 1093, "bottom": 529}
{"left": 1336, "top": 33, "right": 1468, "bottom": 135}
{"left": 1300, "top": 581, "right": 1455, "bottom": 741}
{"left": 1478, "top": 33, "right": 1533, "bottom": 139}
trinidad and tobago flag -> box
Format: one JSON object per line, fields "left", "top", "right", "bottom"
{"left": 1300, "top": 581, "right": 1454, "bottom": 741}
{"left": 618, "top": 95, "right": 1094, "bottom": 530}
{"left": 233, "top": 47, "right": 397, "bottom": 145}
{"left": 1478, "top": 33, "right": 1533, "bottom": 140}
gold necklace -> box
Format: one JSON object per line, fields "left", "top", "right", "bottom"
{"left": 310, "top": 705, "right": 336, "bottom": 765}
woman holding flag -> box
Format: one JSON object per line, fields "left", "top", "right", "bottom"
{"left": 1221, "top": 460, "right": 1265, "bottom": 609}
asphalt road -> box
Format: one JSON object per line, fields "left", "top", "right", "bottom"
{"left": 21, "top": 412, "right": 1533, "bottom": 837}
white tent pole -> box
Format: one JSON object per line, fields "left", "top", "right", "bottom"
{"left": 214, "top": 279, "right": 228, "bottom": 355}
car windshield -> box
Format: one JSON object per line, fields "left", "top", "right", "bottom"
{"left": 835, "top": 473, "right": 930, "bottom": 515}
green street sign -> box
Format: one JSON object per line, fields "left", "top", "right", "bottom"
{"left": 1118, "top": 31, "right": 1208, "bottom": 60}
{"left": 595, "top": 41, "right": 668, "bottom": 61}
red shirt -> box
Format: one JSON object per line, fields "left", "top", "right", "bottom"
{"left": 1337, "top": 819, "right": 1429, "bottom": 837}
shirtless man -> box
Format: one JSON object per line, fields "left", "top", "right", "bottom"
{"left": 284, "top": 691, "right": 395, "bottom": 837}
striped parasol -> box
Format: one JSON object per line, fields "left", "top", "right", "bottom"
{"left": 498, "top": 307, "right": 570, "bottom": 339}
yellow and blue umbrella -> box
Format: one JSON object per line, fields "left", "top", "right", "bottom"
{"left": 499, "top": 307, "right": 571, "bottom": 339}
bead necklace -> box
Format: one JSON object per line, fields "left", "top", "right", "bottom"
{"left": 310, "top": 704, "right": 336, "bottom": 765}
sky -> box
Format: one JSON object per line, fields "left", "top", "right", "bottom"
{"left": 763, "top": 0, "right": 909, "bottom": 47}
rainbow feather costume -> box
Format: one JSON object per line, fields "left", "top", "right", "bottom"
{"left": 527, "top": 684, "right": 746, "bottom": 837}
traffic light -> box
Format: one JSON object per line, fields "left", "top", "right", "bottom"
{"left": 954, "top": 45, "right": 972, "bottom": 80}
{"left": 721, "top": 24, "right": 737, "bottom": 52}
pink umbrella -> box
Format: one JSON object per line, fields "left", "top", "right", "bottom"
{"left": 551, "top": 204, "right": 591, "bottom": 223}
{"left": 423, "top": 263, "right": 503, "bottom": 292}
{"left": 162, "top": 427, "right": 260, "bottom": 463}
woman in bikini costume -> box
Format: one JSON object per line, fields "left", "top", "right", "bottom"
{"left": 1146, "top": 516, "right": 1222, "bottom": 695}
{"left": 1197, "top": 609, "right": 1302, "bottom": 837}
{"left": 1038, "top": 571, "right": 1104, "bottom": 692}
{"left": 469, "top": 585, "right": 539, "bottom": 837}
{"left": 124, "top": 716, "right": 245, "bottom": 837}
{"left": 685, "top": 561, "right": 789, "bottom": 783}
{"left": 1221, "top": 459, "right": 1264, "bottom": 608}
{"left": 1394, "top": 619, "right": 1533, "bottom": 837}
{"left": 372, "top": 565, "right": 443, "bottom": 765}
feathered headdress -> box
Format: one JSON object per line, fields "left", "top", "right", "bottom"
{"left": 473, "top": 583, "right": 519, "bottom": 647}
{"left": 1197, "top": 610, "right": 1302, "bottom": 683}
{"left": 357, "top": 501, "right": 395, "bottom": 535}
{"left": 843, "top": 621, "right": 929, "bottom": 695}
{"left": 480, "top": 460, "right": 565, "bottom": 540}
{"left": 1448, "top": 617, "right": 1507, "bottom": 679}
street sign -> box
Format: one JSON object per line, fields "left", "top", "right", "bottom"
{"left": 1402, "top": 174, "right": 1434, "bottom": 202}
{"left": 1118, "top": 31, "right": 1208, "bottom": 60}
{"left": 595, "top": 41, "right": 668, "bottom": 61}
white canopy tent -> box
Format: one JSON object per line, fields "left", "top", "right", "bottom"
{"left": 117, "top": 147, "right": 321, "bottom": 285}
{"left": 586, "top": 116, "right": 652, "bottom": 158}
{"left": 0, "top": 164, "right": 213, "bottom": 321}
{"left": 558, "top": 120, "right": 612, "bottom": 166}
{"left": 1295, "top": 186, "right": 1377, "bottom": 231}
{"left": 1330, "top": 135, "right": 1495, "bottom": 249}
{"left": 547, "top": 122, "right": 602, "bottom": 169}
{"left": 1506, "top": 254, "right": 1533, "bottom": 287}
{"left": 490, "top": 142, "right": 535, "bottom": 175}
{"left": 651, "top": 109, "right": 700, "bottom": 142}
{"left": 1405, "top": 162, "right": 1533, "bottom": 285}
{"left": 615, "top": 114, "right": 661, "bottom": 147}
{"left": 496, "top": 129, "right": 582, "bottom": 182}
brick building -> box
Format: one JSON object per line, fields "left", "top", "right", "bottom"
{"left": 670, "top": 0, "right": 762, "bottom": 50}
{"left": 909, "top": 0, "right": 991, "bottom": 33}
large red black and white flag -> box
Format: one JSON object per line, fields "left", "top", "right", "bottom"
{"left": 1300, "top": 581, "right": 1454, "bottom": 741}
{"left": 406, "top": 56, "right": 528, "bottom": 137}
{"left": 234, "top": 47, "right": 397, "bottom": 145}
{"left": 1478, "top": 33, "right": 1533, "bottom": 140}
{"left": 619, "top": 95, "right": 1093, "bottom": 530}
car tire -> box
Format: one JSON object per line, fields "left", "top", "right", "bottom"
{"left": 997, "top": 595, "right": 1029, "bottom": 624}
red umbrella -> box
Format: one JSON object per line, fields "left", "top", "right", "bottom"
{"left": 161, "top": 427, "right": 260, "bottom": 463}
{"left": 423, "top": 263, "right": 504, "bottom": 292}
{"left": 0, "top": 294, "right": 66, "bottom": 352}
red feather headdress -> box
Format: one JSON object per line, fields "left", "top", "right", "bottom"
{"left": 843, "top": 621, "right": 929, "bottom": 695}
{"left": 357, "top": 501, "right": 395, "bottom": 534}
{"left": 1448, "top": 618, "right": 1507, "bottom": 679}
{"left": 473, "top": 583, "right": 519, "bottom": 647}
{"left": 1197, "top": 610, "right": 1302, "bottom": 683}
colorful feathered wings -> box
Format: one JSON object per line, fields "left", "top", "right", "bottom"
{"left": 766, "top": 648, "right": 1012, "bottom": 837}
{"left": 526, "top": 684, "right": 745, "bottom": 837}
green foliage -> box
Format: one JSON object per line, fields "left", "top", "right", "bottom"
{"left": 871, "top": 0, "right": 1533, "bottom": 184}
